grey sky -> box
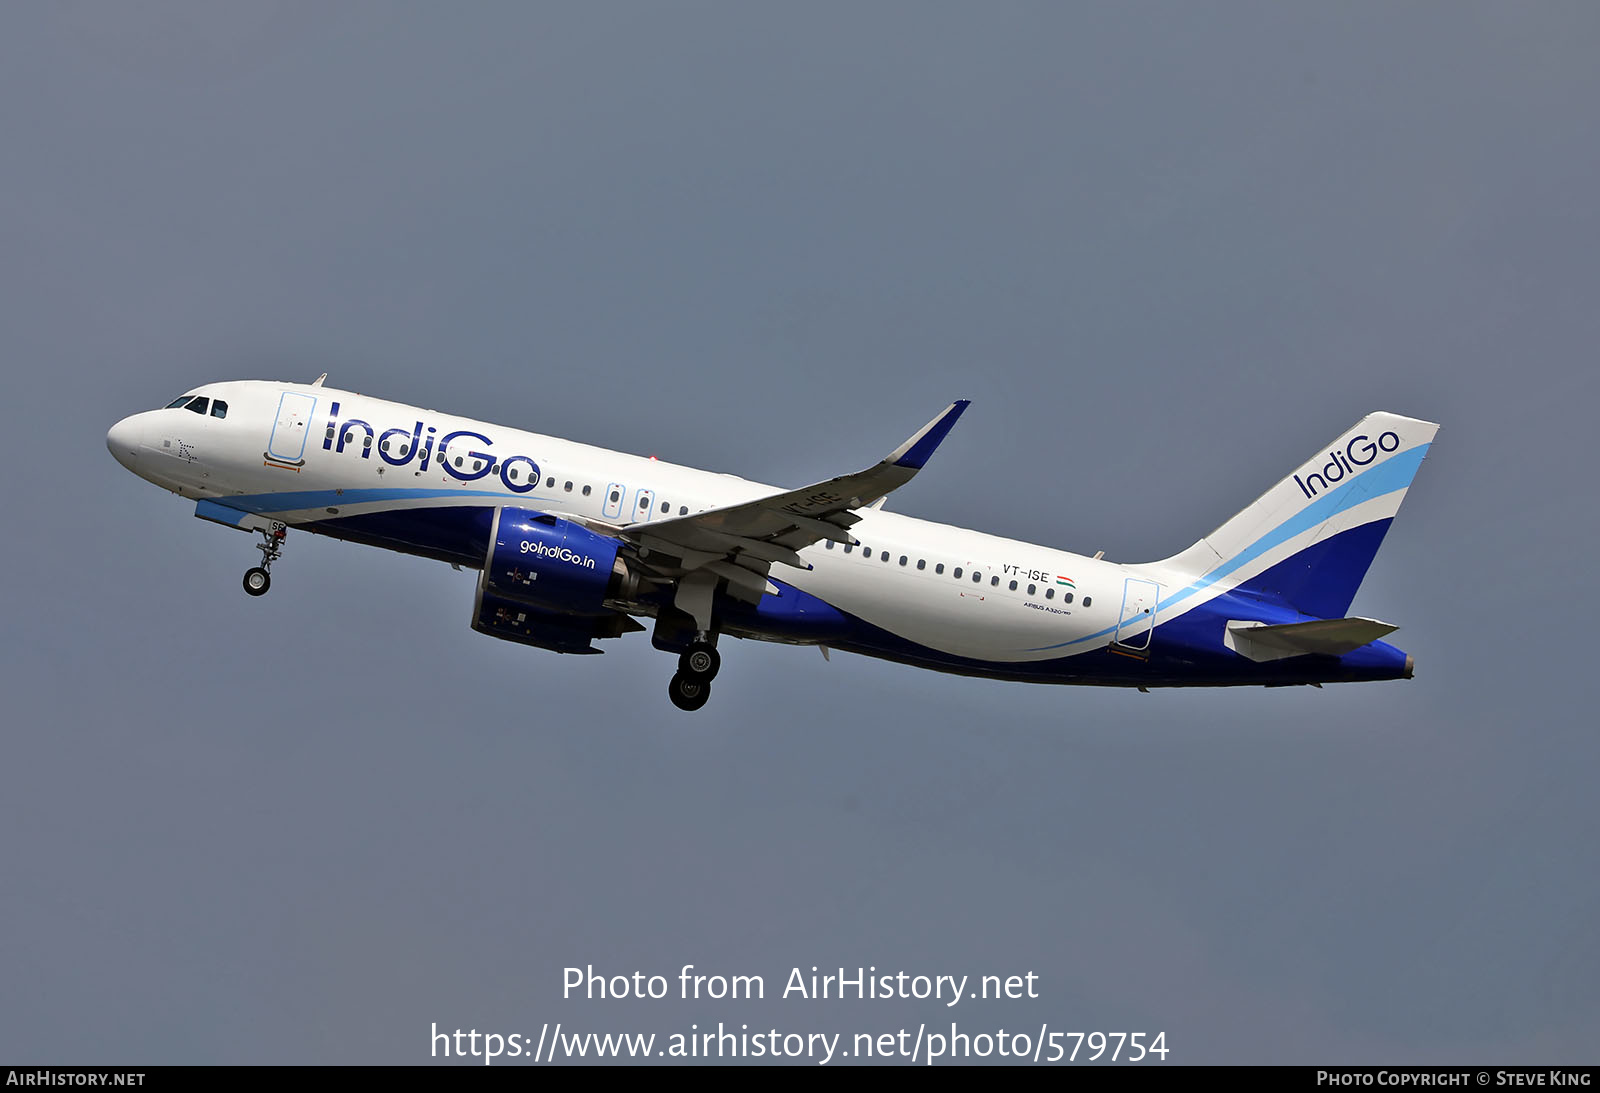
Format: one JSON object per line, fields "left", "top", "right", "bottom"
{"left": 2, "top": 2, "right": 1597, "bottom": 1064}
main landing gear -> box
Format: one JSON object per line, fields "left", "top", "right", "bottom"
{"left": 242, "top": 523, "right": 287, "bottom": 597}
{"left": 668, "top": 637, "right": 721, "bottom": 712}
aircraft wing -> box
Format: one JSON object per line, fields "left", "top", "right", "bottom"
{"left": 619, "top": 400, "right": 969, "bottom": 602}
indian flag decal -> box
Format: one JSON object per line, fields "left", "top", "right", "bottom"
{"left": 1056, "top": 576, "right": 1075, "bottom": 588}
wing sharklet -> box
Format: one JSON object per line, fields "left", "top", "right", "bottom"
{"left": 886, "top": 400, "right": 971, "bottom": 470}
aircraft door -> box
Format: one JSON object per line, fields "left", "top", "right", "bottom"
{"left": 266, "top": 392, "right": 317, "bottom": 467}
{"left": 602, "top": 482, "right": 625, "bottom": 520}
{"left": 1113, "top": 577, "right": 1160, "bottom": 653}
{"left": 631, "top": 488, "right": 655, "bottom": 523}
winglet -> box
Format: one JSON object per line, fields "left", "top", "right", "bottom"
{"left": 887, "top": 400, "right": 970, "bottom": 470}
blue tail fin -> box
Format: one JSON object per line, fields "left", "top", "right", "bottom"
{"left": 1161, "top": 412, "right": 1439, "bottom": 617}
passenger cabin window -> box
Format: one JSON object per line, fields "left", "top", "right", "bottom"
{"left": 211, "top": 401, "right": 228, "bottom": 419}
{"left": 546, "top": 477, "right": 556, "bottom": 488}
{"left": 185, "top": 398, "right": 209, "bottom": 416}
{"left": 953, "top": 567, "right": 963, "bottom": 579}
{"left": 1046, "top": 588, "right": 1054, "bottom": 599}
{"left": 564, "top": 481, "right": 573, "bottom": 492}
{"left": 936, "top": 563, "right": 945, "bottom": 575}
{"left": 880, "top": 551, "right": 889, "bottom": 562}
{"left": 1063, "top": 592, "right": 1074, "bottom": 603}
{"left": 582, "top": 485, "right": 592, "bottom": 496}
{"left": 916, "top": 559, "right": 925, "bottom": 570}
{"left": 679, "top": 506, "right": 688, "bottom": 515}
{"left": 1027, "top": 584, "right": 1036, "bottom": 595}
{"left": 1083, "top": 596, "right": 1093, "bottom": 608}
{"left": 1009, "top": 580, "right": 1018, "bottom": 591}
{"left": 991, "top": 576, "right": 1000, "bottom": 587}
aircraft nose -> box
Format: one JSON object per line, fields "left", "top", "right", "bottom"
{"left": 106, "top": 414, "right": 144, "bottom": 470}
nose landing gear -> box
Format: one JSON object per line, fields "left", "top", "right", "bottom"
{"left": 243, "top": 523, "right": 287, "bottom": 597}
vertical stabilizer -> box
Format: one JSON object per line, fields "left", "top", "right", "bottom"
{"left": 1160, "top": 413, "right": 1438, "bottom": 618}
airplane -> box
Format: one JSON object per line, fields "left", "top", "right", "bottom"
{"left": 106, "top": 376, "right": 1438, "bottom": 711}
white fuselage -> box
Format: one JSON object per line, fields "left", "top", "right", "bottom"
{"left": 108, "top": 379, "right": 1427, "bottom": 690}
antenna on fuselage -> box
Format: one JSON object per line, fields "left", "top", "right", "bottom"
{"left": 311, "top": 373, "right": 327, "bottom": 387}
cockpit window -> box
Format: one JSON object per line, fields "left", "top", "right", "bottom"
{"left": 166, "top": 396, "right": 193, "bottom": 409}
{"left": 185, "top": 397, "right": 209, "bottom": 415}
{"left": 210, "top": 400, "right": 228, "bottom": 419}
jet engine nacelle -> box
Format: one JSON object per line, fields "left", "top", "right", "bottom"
{"left": 473, "top": 588, "right": 641, "bottom": 655}
{"left": 479, "top": 508, "right": 637, "bottom": 615}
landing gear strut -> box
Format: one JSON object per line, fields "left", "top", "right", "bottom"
{"left": 243, "top": 523, "right": 287, "bottom": 597}
{"left": 668, "top": 634, "right": 720, "bottom": 711}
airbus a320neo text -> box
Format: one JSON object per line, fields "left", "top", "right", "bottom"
{"left": 107, "top": 377, "right": 1438, "bottom": 711}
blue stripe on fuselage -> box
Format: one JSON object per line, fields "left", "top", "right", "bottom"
{"left": 307, "top": 506, "right": 498, "bottom": 568}
{"left": 228, "top": 487, "right": 529, "bottom": 514}
{"left": 247, "top": 464, "right": 1419, "bottom": 686}
{"left": 750, "top": 575, "right": 1410, "bottom": 686}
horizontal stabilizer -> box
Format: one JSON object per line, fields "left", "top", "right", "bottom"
{"left": 1224, "top": 616, "right": 1398, "bottom": 663}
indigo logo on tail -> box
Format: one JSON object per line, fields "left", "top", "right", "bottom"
{"left": 1293, "top": 431, "right": 1401, "bottom": 499}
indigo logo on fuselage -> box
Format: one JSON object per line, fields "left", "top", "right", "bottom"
{"left": 1293, "top": 431, "right": 1400, "bottom": 499}
{"left": 321, "top": 402, "right": 540, "bottom": 493}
